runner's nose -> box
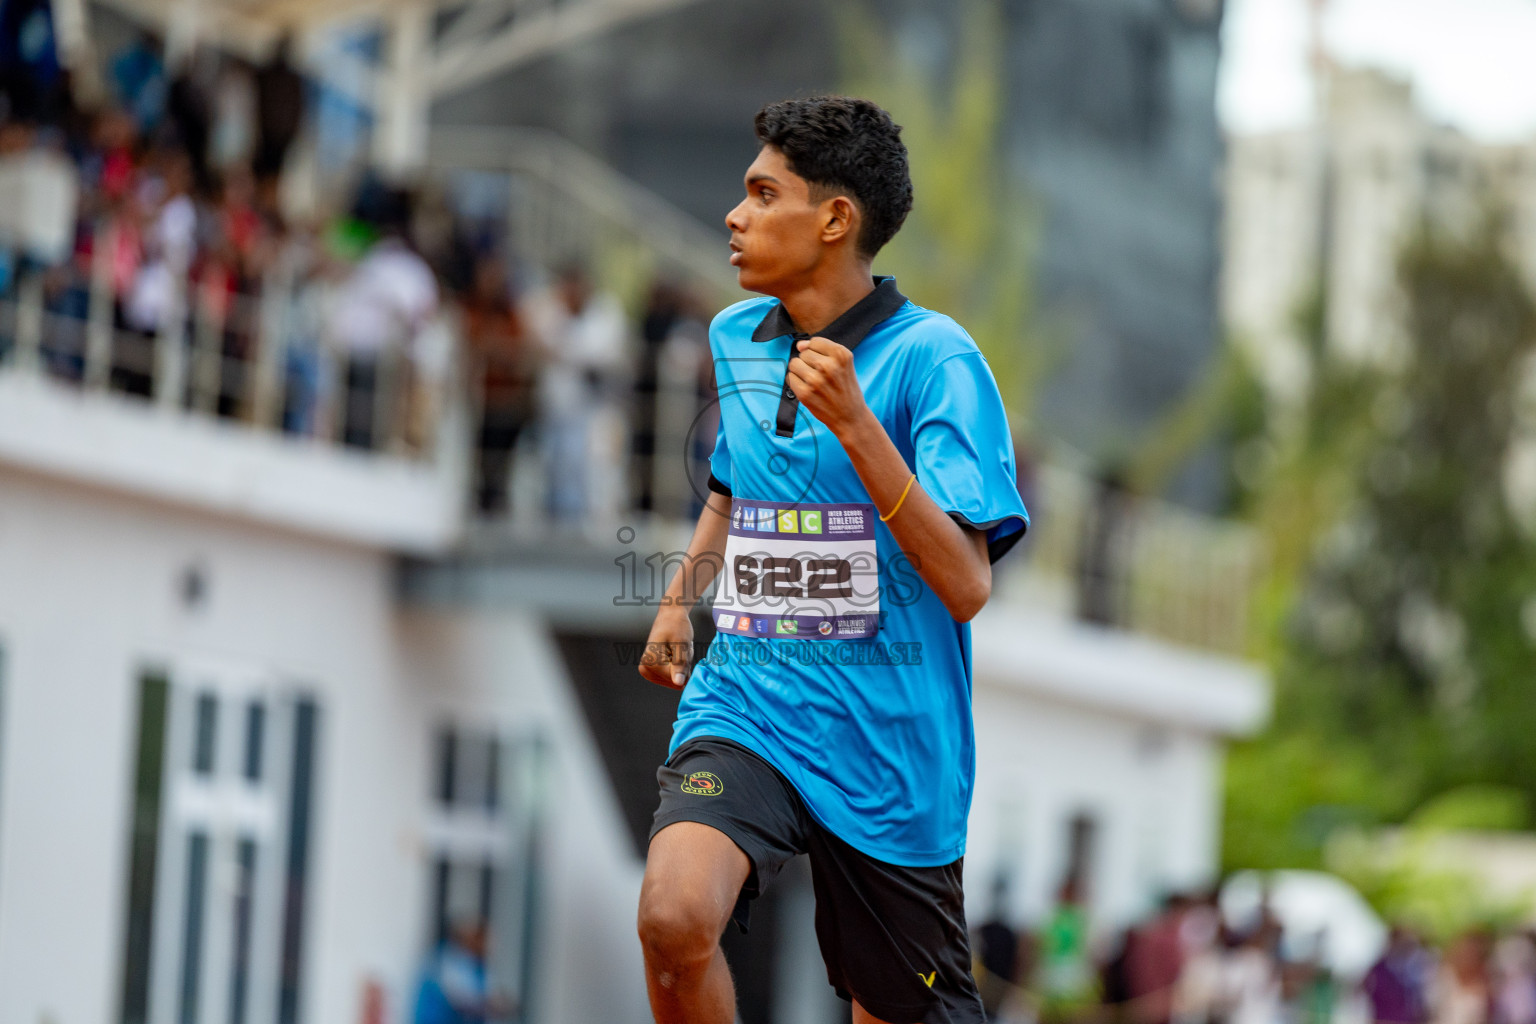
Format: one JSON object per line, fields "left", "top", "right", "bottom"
{"left": 725, "top": 200, "right": 749, "bottom": 234}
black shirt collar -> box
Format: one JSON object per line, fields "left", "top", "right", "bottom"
{"left": 749, "top": 275, "right": 908, "bottom": 347}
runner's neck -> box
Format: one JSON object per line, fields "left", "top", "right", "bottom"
{"left": 774, "top": 264, "right": 877, "bottom": 337}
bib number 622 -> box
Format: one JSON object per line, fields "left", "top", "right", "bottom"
{"left": 733, "top": 555, "right": 853, "bottom": 599}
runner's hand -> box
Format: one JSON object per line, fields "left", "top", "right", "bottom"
{"left": 787, "top": 336, "right": 868, "bottom": 436}
{"left": 639, "top": 608, "right": 694, "bottom": 690}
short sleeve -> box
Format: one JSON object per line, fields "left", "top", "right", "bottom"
{"left": 910, "top": 351, "right": 1030, "bottom": 563}
{"left": 708, "top": 413, "right": 732, "bottom": 495}
{"left": 705, "top": 316, "right": 733, "bottom": 496}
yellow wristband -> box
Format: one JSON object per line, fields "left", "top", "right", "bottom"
{"left": 880, "top": 473, "right": 918, "bottom": 522}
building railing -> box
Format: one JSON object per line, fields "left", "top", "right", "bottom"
{"left": 0, "top": 232, "right": 461, "bottom": 462}
{"left": 998, "top": 462, "right": 1261, "bottom": 657}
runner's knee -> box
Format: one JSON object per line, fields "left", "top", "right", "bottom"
{"left": 636, "top": 885, "right": 722, "bottom": 968}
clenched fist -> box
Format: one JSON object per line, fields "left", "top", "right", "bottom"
{"left": 786, "top": 336, "right": 869, "bottom": 437}
{"left": 638, "top": 607, "right": 694, "bottom": 690}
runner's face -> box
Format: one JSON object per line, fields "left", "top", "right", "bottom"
{"left": 725, "top": 146, "right": 827, "bottom": 295}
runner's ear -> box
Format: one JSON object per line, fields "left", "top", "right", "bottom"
{"left": 819, "top": 194, "right": 859, "bottom": 248}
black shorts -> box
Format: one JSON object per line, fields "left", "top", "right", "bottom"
{"left": 649, "top": 736, "right": 985, "bottom": 1024}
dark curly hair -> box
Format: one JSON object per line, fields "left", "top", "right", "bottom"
{"left": 753, "top": 96, "right": 914, "bottom": 260}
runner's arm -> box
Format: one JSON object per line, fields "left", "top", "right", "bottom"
{"left": 638, "top": 490, "right": 733, "bottom": 689}
{"left": 834, "top": 412, "right": 991, "bottom": 621}
{"left": 788, "top": 338, "right": 992, "bottom": 622}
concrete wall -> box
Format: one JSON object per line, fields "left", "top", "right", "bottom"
{"left": 968, "top": 681, "right": 1224, "bottom": 931}
{"left": 396, "top": 608, "right": 652, "bottom": 1024}
{"left": 0, "top": 369, "right": 467, "bottom": 555}
{"left": 0, "top": 467, "right": 407, "bottom": 1024}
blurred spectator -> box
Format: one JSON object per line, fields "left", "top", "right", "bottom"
{"left": 209, "top": 57, "right": 255, "bottom": 172}
{"left": 632, "top": 278, "right": 710, "bottom": 518}
{"left": 1294, "top": 938, "right": 1339, "bottom": 1024}
{"left": 1173, "top": 893, "right": 1224, "bottom": 1024}
{"left": 165, "top": 47, "right": 214, "bottom": 193}
{"left": 110, "top": 31, "right": 165, "bottom": 134}
{"left": 1041, "top": 878, "right": 1097, "bottom": 1021}
{"left": 1129, "top": 895, "right": 1190, "bottom": 1024}
{"left": 1492, "top": 933, "right": 1536, "bottom": 1024}
{"left": 1079, "top": 466, "right": 1135, "bottom": 627}
{"left": 115, "top": 145, "right": 196, "bottom": 402}
{"left": 271, "top": 224, "right": 330, "bottom": 435}
{"left": 409, "top": 185, "right": 476, "bottom": 294}
{"left": 253, "top": 34, "right": 304, "bottom": 197}
{"left": 633, "top": 279, "right": 682, "bottom": 513}
{"left": 412, "top": 920, "right": 509, "bottom": 1024}
{"left": 328, "top": 203, "right": 438, "bottom": 450}
{"left": 90, "top": 107, "right": 137, "bottom": 202}
{"left": 0, "top": 0, "right": 64, "bottom": 124}
{"left": 1104, "top": 929, "right": 1136, "bottom": 1020}
{"left": 974, "top": 876, "right": 1029, "bottom": 1019}
{"left": 1224, "top": 922, "right": 1283, "bottom": 1024}
{"left": 190, "top": 164, "right": 262, "bottom": 416}
{"left": 1365, "top": 928, "right": 1431, "bottom": 1024}
{"left": 216, "top": 164, "right": 268, "bottom": 273}
{"left": 463, "top": 254, "right": 531, "bottom": 514}
{"left": 1433, "top": 933, "right": 1492, "bottom": 1024}
{"left": 123, "top": 148, "right": 194, "bottom": 336}
{"left": 526, "top": 262, "right": 628, "bottom": 524}
{"left": 0, "top": 119, "right": 79, "bottom": 267}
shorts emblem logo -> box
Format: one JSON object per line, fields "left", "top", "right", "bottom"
{"left": 919, "top": 970, "right": 936, "bottom": 987}
{"left": 681, "top": 771, "right": 724, "bottom": 796}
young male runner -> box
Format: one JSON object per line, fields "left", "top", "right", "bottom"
{"left": 636, "top": 96, "right": 1030, "bottom": 1024}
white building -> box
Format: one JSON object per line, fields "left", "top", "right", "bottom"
{"left": 1223, "top": 66, "right": 1536, "bottom": 399}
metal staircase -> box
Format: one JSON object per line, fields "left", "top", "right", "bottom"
{"left": 426, "top": 125, "right": 743, "bottom": 305}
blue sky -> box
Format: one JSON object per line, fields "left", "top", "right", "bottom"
{"left": 1219, "top": 0, "right": 1536, "bottom": 140}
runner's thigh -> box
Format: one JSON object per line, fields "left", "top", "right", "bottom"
{"left": 642, "top": 820, "right": 752, "bottom": 942}
{"left": 648, "top": 737, "right": 810, "bottom": 932}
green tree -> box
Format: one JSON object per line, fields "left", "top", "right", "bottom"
{"left": 1329, "top": 785, "right": 1535, "bottom": 942}
{"left": 1224, "top": 212, "right": 1536, "bottom": 868}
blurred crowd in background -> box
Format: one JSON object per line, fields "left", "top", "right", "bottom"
{"left": 969, "top": 890, "right": 1536, "bottom": 1024}
{"left": 0, "top": 23, "right": 717, "bottom": 526}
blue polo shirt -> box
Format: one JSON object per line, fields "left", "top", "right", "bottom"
{"left": 670, "top": 276, "right": 1029, "bottom": 866}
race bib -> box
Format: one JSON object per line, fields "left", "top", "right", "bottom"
{"left": 712, "top": 498, "right": 880, "bottom": 640}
